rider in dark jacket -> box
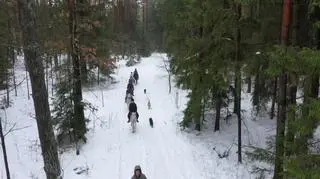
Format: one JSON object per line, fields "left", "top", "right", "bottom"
{"left": 133, "top": 68, "right": 139, "bottom": 83}
{"left": 127, "top": 82, "right": 134, "bottom": 95}
{"left": 128, "top": 98, "right": 139, "bottom": 122}
{"left": 131, "top": 165, "right": 147, "bottom": 179}
{"left": 129, "top": 72, "right": 135, "bottom": 84}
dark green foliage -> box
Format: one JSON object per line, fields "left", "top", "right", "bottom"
{"left": 146, "top": 1, "right": 165, "bottom": 52}
{"left": 51, "top": 79, "right": 74, "bottom": 145}
{"left": 286, "top": 154, "right": 320, "bottom": 179}
{"left": 161, "top": 0, "right": 242, "bottom": 128}
{"left": 159, "top": 0, "right": 320, "bottom": 177}
{"left": 0, "top": 5, "right": 12, "bottom": 90}
{"left": 246, "top": 146, "right": 275, "bottom": 165}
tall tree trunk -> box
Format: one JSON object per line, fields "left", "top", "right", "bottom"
{"left": 69, "top": 0, "right": 87, "bottom": 146}
{"left": 235, "top": 3, "right": 242, "bottom": 164}
{"left": 79, "top": 0, "right": 89, "bottom": 83}
{"left": 0, "top": 117, "right": 11, "bottom": 179}
{"left": 17, "top": 1, "right": 61, "bottom": 178}
{"left": 25, "top": 64, "right": 30, "bottom": 100}
{"left": 311, "top": 28, "right": 320, "bottom": 98}
{"left": 273, "top": 0, "right": 292, "bottom": 178}
{"left": 286, "top": 0, "right": 304, "bottom": 155}
{"left": 274, "top": 73, "right": 287, "bottom": 179}
{"left": 286, "top": 74, "right": 297, "bottom": 156}
{"left": 246, "top": 76, "right": 251, "bottom": 93}
{"left": 5, "top": 55, "right": 10, "bottom": 107}
{"left": 50, "top": 57, "right": 54, "bottom": 96}
{"left": 252, "top": 73, "right": 260, "bottom": 112}
{"left": 270, "top": 78, "right": 277, "bottom": 119}
{"left": 80, "top": 60, "right": 88, "bottom": 82}
{"left": 8, "top": 18, "right": 17, "bottom": 97}
{"left": 12, "top": 49, "right": 17, "bottom": 97}
{"left": 233, "top": 74, "right": 239, "bottom": 113}
{"left": 310, "top": 72, "right": 319, "bottom": 98}
{"left": 214, "top": 95, "right": 222, "bottom": 132}
{"left": 46, "top": 58, "right": 49, "bottom": 94}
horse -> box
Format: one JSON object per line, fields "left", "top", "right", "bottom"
{"left": 130, "top": 112, "right": 138, "bottom": 133}
{"left": 125, "top": 93, "right": 132, "bottom": 108}
{"left": 133, "top": 73, "right": 138, "bottom": 85}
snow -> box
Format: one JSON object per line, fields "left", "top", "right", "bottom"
{"left": 0, "top": 53, "right": 278, "bottom": 179}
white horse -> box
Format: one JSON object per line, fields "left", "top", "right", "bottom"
{"left": 125, "top": 93, "right": 132, "bottom": 108}
{"left": 130, "top": 112, "right": 137, "bottom": 133}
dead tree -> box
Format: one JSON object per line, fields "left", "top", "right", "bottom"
{"left": 17, "top": 0, "right": 61, "bottom": 178}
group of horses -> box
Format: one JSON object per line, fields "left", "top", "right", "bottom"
{"left": 125, "top": 69, "right": 139, "bottom": 133}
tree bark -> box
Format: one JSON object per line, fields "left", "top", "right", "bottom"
{"left": 25, "top": 64, "right": 30, "bottom": 100}
{"left": 8, "top": 17, "right": 17, "bottom": 97}
{"left": 273, "top": 0, "right": 292, "bottom": 178}
{"left": 286, "top": 74, "right": 297, "bottom": 156}
{"left": 274, "top": 72, "right": 287, "bottom": 179}
{"left": 235, "top": 3, "right": 242, "bottom": 164}
{"left": 310, "top": 72, "right": 319, "bottom": 98}
{"left": 246, "top": 76, "right": 251, "bottom": 93}
{"left": 214, "top": 95, "right": 222, "bottom": 132}
{"left": 233, "top": 74, "right": 239, "bottom": 113}
{"left": 80, "top": 60, "right": 88, "bottom": 82}
{"left": 0, "top": 117, "right": 11, "bottom": 179}
{"left": 17, "top": 1, "right": 61, "bottom": 178}
{"left": 270, "top": 78, "right": 277, "bottom": 119}
{"left": 69, "top": 0, "right": 87, "bottom": 146}
{"left": 5, "top": 53, "right": 10, "bottom": 107}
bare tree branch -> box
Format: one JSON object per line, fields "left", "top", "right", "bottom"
{"left": 4, "top": 123, "right": 31, "bottom": 137}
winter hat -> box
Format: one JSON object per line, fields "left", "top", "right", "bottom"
{"left": 134, "top": 165, "right": 141, "bottom": 172}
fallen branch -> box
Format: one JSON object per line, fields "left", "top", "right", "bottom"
{"left": 213, "top": 142, "right": 234, "bottom": 159}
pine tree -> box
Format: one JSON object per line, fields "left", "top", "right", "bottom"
{"left": 17, "top": 0, "right": 61, "bottom": 178}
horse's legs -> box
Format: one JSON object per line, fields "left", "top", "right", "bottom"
{"left": 132, "top": 120, "right": 135, "bottom": 133}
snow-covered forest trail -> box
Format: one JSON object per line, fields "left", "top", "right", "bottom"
{"left": 61, "top": 54, "right": 206, "bottom": 179}
{"left": 1, "top": 54, "right": 259, "bottom": 179}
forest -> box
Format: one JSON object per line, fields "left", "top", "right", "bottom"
{"left": 0, "top": 0, "right": 320, "bottom": 179}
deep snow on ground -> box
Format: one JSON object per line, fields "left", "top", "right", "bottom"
{"left": 0, "top": 53, "right": 280, "bottom": 179}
